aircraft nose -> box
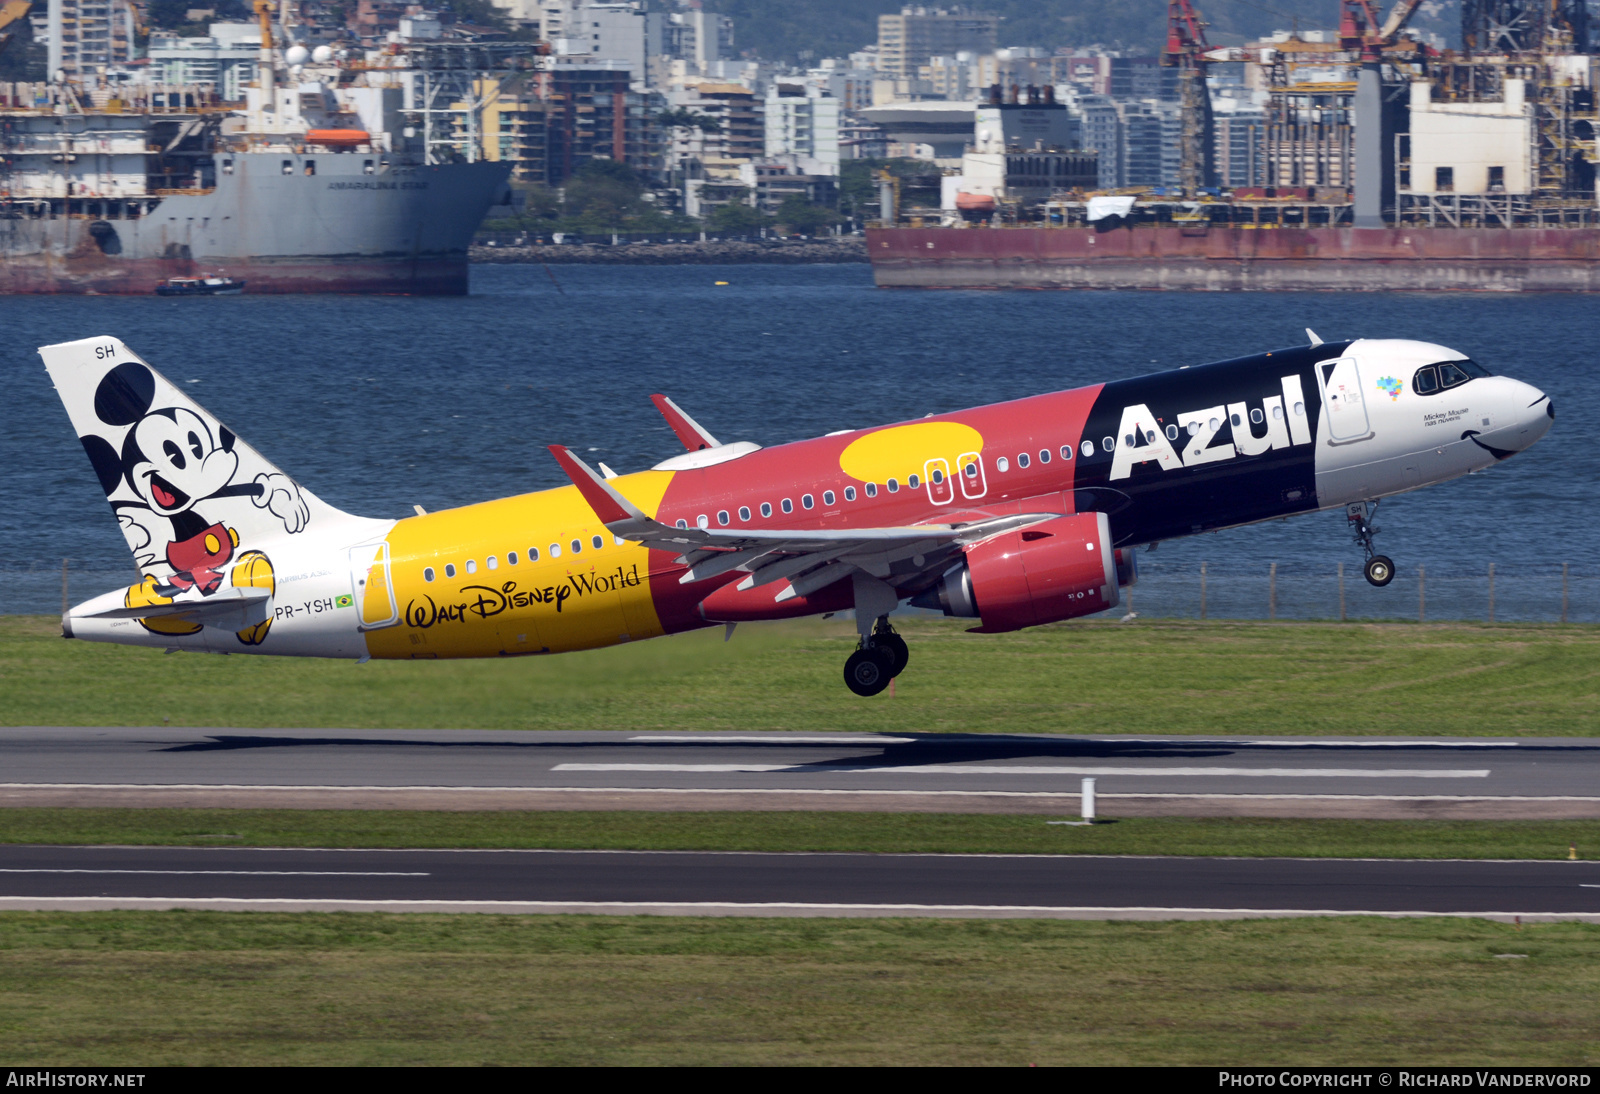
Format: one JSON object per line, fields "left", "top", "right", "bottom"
{"left": 1510, "top": 382, "right": 1554, "bottom": 451}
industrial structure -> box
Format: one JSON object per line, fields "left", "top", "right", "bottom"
{"left": 869, "top": 0, "right": 1600, "bottom": 291}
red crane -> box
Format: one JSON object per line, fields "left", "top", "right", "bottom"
{"left": 1161, "top": 0, "right": 1217, "bottom": 193}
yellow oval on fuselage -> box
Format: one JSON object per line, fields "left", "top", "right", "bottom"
{"left": 838, "top": 421, "right": 984, "bottom": 483}
{"left": 365, "top": 471, "right": 674, "bottom": 659}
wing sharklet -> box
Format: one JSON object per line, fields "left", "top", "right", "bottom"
{"left": 651, "top": 394, "right": 721, "bottom": 452}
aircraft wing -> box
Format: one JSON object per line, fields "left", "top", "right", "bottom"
{"left": 548, "top": 445, "right": 1060, "bottom": 601}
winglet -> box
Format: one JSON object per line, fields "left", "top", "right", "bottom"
{"left": 651, "top": 394, "right": 721, "bottom": 452}
{"left": 547, "top": 445, "right": 649, "bottom": 526}
{"left": 1306, "top": 328, "right": 1324, "bottom": 346}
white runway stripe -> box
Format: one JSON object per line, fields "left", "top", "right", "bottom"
{"left": 629, "top": 735, "right": 915, "bottom": 744}
{"left": 550, "top": 763, "right": 1491, "bottom": 778}
{"left": 0, "top": 896, "right": 1591, "bottom": 922}
{"left": 0, "top": 869, "right": 428, "bottom": 876}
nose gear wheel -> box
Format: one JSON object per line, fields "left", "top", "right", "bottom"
{"left": 1347, "top": 501, "right": 1396, "bottom": 587}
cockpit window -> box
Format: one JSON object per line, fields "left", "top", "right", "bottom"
{"left": 1413, "top": 360, "right": 1485, "bottom": 396}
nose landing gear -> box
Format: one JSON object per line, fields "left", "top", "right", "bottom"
{"left": 1348, "top": 501, "right": 1395, "bottom": 587}
{"left": 842, "top": 619, "right": 908, "bottom": 697}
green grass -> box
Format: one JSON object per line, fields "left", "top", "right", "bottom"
{"left": 1, "top": 809, "right": 1596, "bottom": 860}
{"left": 0, "top": 913, "right": 1595, "bottom": 1064}
{"left": 5, "top": 614, "right": 1600, "bottom": 735}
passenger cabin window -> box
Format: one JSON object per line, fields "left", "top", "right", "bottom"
{"left": 782, "top": 498, "right": 793, "bottom": 513}
{"left": 1061, "top": 445, "right": 1074, "bottom": 460}
{"left": 676, "top": 519, "right": 688, "bottom": 529}
{"left": 844, "top": 487, "right": 856, "bottom": 501}
{"left": 487, "top": 556, "right": 498, "bottom": 570}
{"left": 930, "top": 469, "right": 944, "bottom": 485}
{"left": 424, "top": 567, "right": 435, "bottom": 582}
{"left": 445, "top": 563, "right": 456, "bottom": 578}
{"left": 528, "top": 547, "right": 540, "bottom": 561}
{"left": 1102, "top": 436, "right": 1115, "bottom": 451}
{"left": 697, "top": 515, "right": 709, "bottom": 529}
{"left": 823, "top": 491, "right": 835, "bottom": 505}
{"left": 465, "top": 559, "right": 477, "bottom": 574}
{"left": 760, "top": 503, "right": 772, "bottom": 517}
{"left": 718, "top": 510, "right": 730, "bottom": 525}
{"left": 1017, "top": 454, "right": 1029, "bottom": 469}
{"left": 1165, "top": 425, "right": 1178, "bottom": 440}
{"left": 508, "top": 552, "right": 518, "bottom": 565}
{"left": 550, "top": 543, "right": 561, "bottom": 558}
{"left": 1081, "top": 440, "right": 1094, "bottom": 458}
{"left": 995, "top": 458, "right": 1009, "bottom": 473}
{"left": 865, "top": 483, "right": 878, "bottom": 497}
{"left": 1039, "top": 449, "right": 1051, "bottom": 463}
{"left": 802, "top": 494, "right": 814, "bottom": 509}
{"left": 887, "top": 479, "right": 900, "bottom": 492}
{"left": 571, "top": 539, "right": 582, "bottom": 554}
{"left": 1250, "top": 409, "right": 1264, "bottom": 424}
{"left": 739, "top": 506, "right": 751, "bottom": 521}
{"left": 592, "top": 535, "right": 603, "bottom": 549}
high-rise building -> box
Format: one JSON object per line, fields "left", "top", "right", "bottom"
{"left": 765, "top": 84, "right": 841, "bottom": 172}
{"left": 540, "top": 64, "right": 659, "bottom": 184}
{"left": 876, "top": 7, "right": 998, "bottom": 80}
{"left": 39, "top": 0, "right": 138, "bottom": 80}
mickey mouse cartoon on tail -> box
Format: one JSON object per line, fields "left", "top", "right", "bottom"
{"left": 49, "top": 342, "right": 324, "bottom": 644}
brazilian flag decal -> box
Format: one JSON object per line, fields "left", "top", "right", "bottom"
{"left": 336, "top": 594, "right": 354, "bottom": 609}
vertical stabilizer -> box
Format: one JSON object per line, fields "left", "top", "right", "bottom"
{"left": 40, "top": 336, "right": 352, "bottom": 585}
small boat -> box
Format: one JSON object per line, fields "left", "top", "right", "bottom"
{"left": 155, "top": 276, "right": 246, "bottom": 297}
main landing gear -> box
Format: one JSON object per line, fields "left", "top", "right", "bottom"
{"left": 843, "top": 619, "right": 909, "bottom": 697}
{"left": 1347, "top": 501, "right": 1395, "bottom": 587}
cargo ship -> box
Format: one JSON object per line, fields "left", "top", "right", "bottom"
{"left": 868, "top": 0, "right": 1600, "bottom": 292}
{"left": 0, "top": 30, "right": 511, "bottom": 294}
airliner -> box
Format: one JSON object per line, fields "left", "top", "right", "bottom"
{"left": 43, "top": 333, "right": 1553, "bottom": 696}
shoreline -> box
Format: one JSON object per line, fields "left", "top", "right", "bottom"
{"left": 470, "top": 237, "right": 868, "bottom": 265}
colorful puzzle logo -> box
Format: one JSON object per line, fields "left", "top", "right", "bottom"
{"left": 1376, "top": 376, "right": 1403, "bottom": 401}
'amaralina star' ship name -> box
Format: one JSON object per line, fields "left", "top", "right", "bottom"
{"left": 327, "top": 180, "right": 431, "bottom": 191}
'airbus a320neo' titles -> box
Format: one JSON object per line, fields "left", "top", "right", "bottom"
{"left": 44, "top": 332, "right": 1553, "bottom": 695}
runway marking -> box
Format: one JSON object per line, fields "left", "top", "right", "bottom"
{"left": 550, "top": 764, "right": 1492, "bottom": 778}
{"left": 0, "top": 896, "right": 1593, "bottom": 922}
{"left": 0, "top": 869, "right": 429, "bottom": 877}
{"left": 5, "top": 783, "right": 1589, "bottom": 800}
{"left": 629, "top": 735, "right": 915, "bottom": 744}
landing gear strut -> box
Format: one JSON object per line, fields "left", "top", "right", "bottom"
{"left": 842, "top": 618, "right": 908, "bottom": 697}
{"left": 1347, "top": 501, "right": 1395, "bottom": 588}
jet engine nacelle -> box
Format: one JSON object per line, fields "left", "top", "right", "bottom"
{"left": 913, "top": 512, "right": 1120, "bottom": 633}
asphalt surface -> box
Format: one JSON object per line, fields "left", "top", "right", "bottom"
{"left": 2, "top": 728, "right": 1596, "bottom": 799}
{"left": 1, "top": 845, "right": 1597, "bottom": 919}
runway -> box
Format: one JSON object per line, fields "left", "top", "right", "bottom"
{"left": 1, "top": 844, "right": 1597, "bottom": 920}
{"left": 3, "top": 727, "right": 1598, "bottom": 817}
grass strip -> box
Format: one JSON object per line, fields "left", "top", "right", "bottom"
{"left": 1, "top": 809, "right": 1597, "bottom": 859}
{"left": 4, "top": 614, "right": 1600, "bottom": 736}
{"left": 0, "top": 912, "right": 1595, "bottom": 1064}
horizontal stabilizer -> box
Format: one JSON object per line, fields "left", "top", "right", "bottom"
{"left": 84, "top": 584, "right": 272, "bottom": 624}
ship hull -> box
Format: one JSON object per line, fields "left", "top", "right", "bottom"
{"left": 0, "top": 156, "right": 508, "bottom": 295}
{"left": 867, "top": 225, "right": 1600, "bottom": 291}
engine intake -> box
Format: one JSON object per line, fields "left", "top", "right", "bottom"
{"left": 911, "top": 512, "right": 1120, "bottom": 632}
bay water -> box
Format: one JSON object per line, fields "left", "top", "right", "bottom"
{"left": 2, "top": 263, "right": 1593, "bottom": 620}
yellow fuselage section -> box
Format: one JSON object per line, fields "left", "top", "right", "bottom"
{"left": 364, "top": 470, "right": 675, "bottom": 659}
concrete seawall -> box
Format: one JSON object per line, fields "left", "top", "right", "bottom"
{"left": 471, "top": 237, "right": 868, "bottom": 265}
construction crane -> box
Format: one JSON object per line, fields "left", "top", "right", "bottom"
{"left": 1341, "top": 0, "right": 1430, "bottom": 58}
{"left": 1161, "top": 0, "right": 1217, "bottom": 194}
